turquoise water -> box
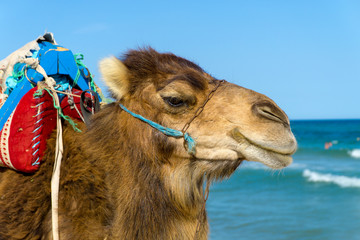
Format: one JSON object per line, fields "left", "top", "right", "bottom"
{"left": 207, "top": 120, "right": 360, "bottom": 240}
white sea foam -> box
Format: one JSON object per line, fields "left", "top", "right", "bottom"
{"left": 349, "top": 149, "right": 360, "bottom": 159}
{"left": 303, "top": 169, "right": 360, "bottom": 188}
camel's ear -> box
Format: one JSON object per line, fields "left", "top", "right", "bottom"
{"left": 99, "top": 57, "right": 129, "bottom": 100}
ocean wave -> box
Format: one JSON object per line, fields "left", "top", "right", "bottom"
{"left": 287, "top": 163, "right": 307, "bottom": 169}
{"left": 348, "top": 149, "right": 360, "bottom": 158}
{"left": 240, "top": 161, "right": 306, "bottom": 170}
{"left": 240, "top": 162, "right": 267, "bottom": 170}
{"left": 303, "top": 169, "right": 360, "bottom": 188}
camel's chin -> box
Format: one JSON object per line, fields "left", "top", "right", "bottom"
{"left": 250, "top": 151, "right": 293, "bottom": 169}
{"left": 240, "top": 144, "right": 293, "bottom": 169}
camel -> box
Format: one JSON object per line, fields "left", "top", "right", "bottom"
{"left": 0, "top": 48, "right": 297, "bottom": 240}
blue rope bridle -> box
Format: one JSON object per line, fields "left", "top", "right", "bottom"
{"left": 119, "top": 104, "right": 196, "bottom": 155}
{"left": 119, "top": 80, "right": 224, "bottom": 156}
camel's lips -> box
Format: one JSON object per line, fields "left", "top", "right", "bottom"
{"left": 244, "top": 145, "right": 294, "bottom": 169}
{"left": 190, "top": 129, "right": 295, "bottom": 169}
{"left": 192, "top": 144, "right": 293, "bottom": 168}
{"left": 231, "top": 129, "right": 295, "bottom": 169}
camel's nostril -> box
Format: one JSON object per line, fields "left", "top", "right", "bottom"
{"left": 252, "top": 101, "right": 289, "bottom": 125}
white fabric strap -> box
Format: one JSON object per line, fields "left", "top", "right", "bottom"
{"left": 51, "top": 96, "right": 62, "bottom": 240}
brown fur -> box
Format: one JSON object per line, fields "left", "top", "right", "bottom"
{"left": 0, "top": 47, "right": 296, "bottom": 239}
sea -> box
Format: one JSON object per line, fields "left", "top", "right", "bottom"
{"left": 207, "top": 119, "right": 360, "bottom": 240}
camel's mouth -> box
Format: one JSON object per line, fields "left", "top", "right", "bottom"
{"left": 195, "top": 148, "right": 292, "bottom": 170}
{"left": 231, "top": 130, "right": 296, "bottom": 169}
{"left": 193, "top": 129, "right": 296, "bottom": 170}
{"left": 244, "top": 146, "right": 294, "bottom": 169}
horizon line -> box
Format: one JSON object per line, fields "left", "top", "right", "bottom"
{"left": 290, "top": 118, "right": 360, "bottom": 121}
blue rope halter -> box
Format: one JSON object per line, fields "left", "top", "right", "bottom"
{"left": 119, "top": 104, "right": 196, "bottom": 155}
{"left": 119, "top": 80, "right": 224, "bottom": 156}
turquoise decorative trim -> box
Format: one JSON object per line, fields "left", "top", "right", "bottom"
{"left": 43, "top": 89, "right": 82, "bottom": 133}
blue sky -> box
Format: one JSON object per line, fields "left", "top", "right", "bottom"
{"left": 1, "top": 0, "right": 359, "bottom": 120}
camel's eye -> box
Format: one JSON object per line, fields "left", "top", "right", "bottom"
{"left": 163, "top": 97, "right": 185, "bottom": 107}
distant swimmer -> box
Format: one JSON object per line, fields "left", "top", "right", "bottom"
{"left": 357, "top": 137, "right": 360, "bottom": 141}
{"left": 325, "top": 142, "right": 333, "bottom": 150}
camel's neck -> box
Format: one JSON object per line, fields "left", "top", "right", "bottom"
{"left": 100, "top": 140, "right": 209, "bottom": 239}
{"left": 89, "top": 140, "right": 207, "bottom": 239}
{"left": 72, "top": 105, "right": 209, "bottom": 239}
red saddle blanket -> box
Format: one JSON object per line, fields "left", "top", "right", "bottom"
{"left": 0, "top": 88, "right": 56, "bottom": 172}
{"left": 0, "top": 88, "right": 84, "bottom": 173}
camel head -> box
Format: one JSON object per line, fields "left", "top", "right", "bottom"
{"left": 99, "top": 48, "right": 297, "bottom": 182}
